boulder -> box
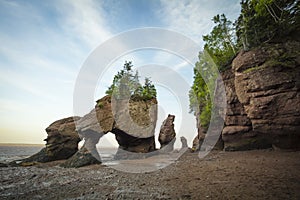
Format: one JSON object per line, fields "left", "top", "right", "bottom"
{"left": 158, "top": 114, "right": 176, "bottom": 152}
{"left": 192, "top": 41, "right": 300, "bottom": 151}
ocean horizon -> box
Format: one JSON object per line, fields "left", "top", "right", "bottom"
{"left": 0, "top": 143, "right": 118, "bottom": 163}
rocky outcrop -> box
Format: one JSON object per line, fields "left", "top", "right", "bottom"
{"left": 221, "top": 69, "right": 259, "bottom": 150}
{"left": 44, "top": 117, "right": 81, "bottom": 158}
{"left": 180, "top": 136, "right": 188, "bottom": 149}
{"left": 14, "top": 117, "right": 81, "bottom": 165}
{"left": 220, "top": 41, "right": 300, "bottom": 150}
{"left": 158, "top": 114, "right": 176, "bottom": 152}
{"left": 191, "top": 133, "right": 205, "bottom": 152}
{"left": 63, "top": 95, "right": 157, "bottom": 167}
{"left": 193, "top": 41, "right": 300, "bottom": 151}
{"left": 192, "top": 132, "right": 223, "bottom": 152}
{"left": 230, "top": 41, "right": 300, "bottom": 150}
{"left": 110, "top": 97, "right": 157, "bottom": 156}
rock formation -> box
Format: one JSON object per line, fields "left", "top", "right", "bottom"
{"left": 63, "top": 95, "right": 157, "bottom": 167}
{"left": 192, "top": 133, "right": 205, "bottom": 152}
{"left": 229, "top": 41, "right": 300, "bottom": 150}
{"left": 60, "top": 147, "right": 100, "bottom": 168}
{"left": 194, "top": 41, "right": 300, "bottom": 151}
{"left": 158, "top": 114, "right": 176, "bottom": 152}
{"left": 221, "top": 69, "right": 257, "bottom": 150}
{"left": 13, "top": 117, "right": 81, "bottom": 165}
{"left": 180, "top": 136, "right": 188, "bottom": 149}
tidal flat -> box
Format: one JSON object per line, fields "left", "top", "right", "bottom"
{"left": 1, "top": 150, "right": 299, "bottom": 200}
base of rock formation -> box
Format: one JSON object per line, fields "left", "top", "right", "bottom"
{"left": 61, "top": 147, "right": 101, "bottom": 168}
{"left": 112, "top": 128, "right": 156, "bottom": 154}
{"left": 114, "top": 148, "right": 149, "bottom": 160}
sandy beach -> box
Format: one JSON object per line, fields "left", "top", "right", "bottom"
{"left": 1, "top": 149, "right": 299, "bottom": 200}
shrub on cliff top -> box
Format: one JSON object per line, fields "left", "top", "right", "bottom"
{"left": 105, "top": 61, "right": 157, "bottom": 101}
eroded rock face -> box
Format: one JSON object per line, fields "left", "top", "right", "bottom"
{"left": 227, "top": 41, "right": 300, "bottom": 150}
{"left": 44, "top": 117, "right": 81, "bottom": 158}
{"left": 98, "top": 96, "right": 157, "bottom": 154}
{"left": 158, "top": 114, "right": 176, "bottom": 152}
{"left": 63, "top": 95, "right": 158, "bottom": 166}
{"left": 112, "top": 97, "right": 157, "bottom": 138}
{"left": 193, "top": 41, "right": 300, "bottom": 151}
{"left": 15, "top": 117, "right": 81, "bottom": 165}
{"left": 221, "top": 69, "right": 261, "bottom": 150}
{"left": 192, "top": 133, "right": 205, "bottom": 152}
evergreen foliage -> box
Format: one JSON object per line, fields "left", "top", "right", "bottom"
{"left": 105, "top": 61, "right": 157, "bottom": 100}
{"left": 236, "top": 0, "right": 300, "bottom": 50}
{"left": 203, "top": 14, "right": 238, "bottom": 71}
{"left": 189, "top": 50, "right": 219, "bottom": 129}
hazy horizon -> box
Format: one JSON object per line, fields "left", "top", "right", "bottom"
{"left": 0, "top": 0, "right": 240, "bottom": 147}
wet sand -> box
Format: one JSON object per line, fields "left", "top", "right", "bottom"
{"left": 1, "top": 149, "right": 300, "bottom": 199}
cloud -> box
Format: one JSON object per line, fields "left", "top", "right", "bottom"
{"left": 1, "top": 0, "right": 242, "bottom": 145}
{"left": 56, "top": 0, "right": 112, "bottom": 49}
{"left": 0, "top": 0, "right": 119, "bottom": 103}
{"left": 0, "top": 0, "right": 119, "bottom": 143}
{"left": 158, "top": 0, "right": 241, "bottom": 46}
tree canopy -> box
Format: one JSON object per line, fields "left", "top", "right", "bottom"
{"left": 105, "top": 61, "right": 157, "bottom": 100}
{"left": 236, "top": 0, "right": 300, "bottom": 50}
{"left": 203, "top": 14, "right": 238, "bottom": 71}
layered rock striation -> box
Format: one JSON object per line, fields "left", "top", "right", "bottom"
{"left": 194, "top": 41, "right": 300, "bottom": 151}
{"left": 229, "top": 41, "right": 300, "bottom": 150}
{"left": 221, "top": 69, "right": 257, "bottom": 150}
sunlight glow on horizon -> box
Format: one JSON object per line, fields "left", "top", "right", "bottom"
{"left": 0, "top": 0, "right": 241, "bottom": 146}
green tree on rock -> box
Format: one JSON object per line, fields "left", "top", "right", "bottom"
{"left": 105, "top": 61, "right": 156, "bottom": 100}
{"left": 236, "top": 0, "right": 300, "bottom": 50}
{"left": 203, "top": 14, "right": 238, "bottom": 70}
{"left": 189, "top": 50, "right": 219, "bottom": 129}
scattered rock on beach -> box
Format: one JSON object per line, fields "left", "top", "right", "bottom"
{"left": 0, "top": 162, "right": 8, "bottom": 167}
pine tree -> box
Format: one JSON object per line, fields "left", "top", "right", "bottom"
{"left": 105, "top": 61, "right": 156, "bottom": 100}
{"left": 203, "top": 14, "right": 238, "bottom": 70}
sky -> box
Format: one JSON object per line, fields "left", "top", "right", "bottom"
{"left": 0, "top": 0, "right": 241, "bottom": 147}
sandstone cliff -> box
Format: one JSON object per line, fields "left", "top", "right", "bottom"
{"left": 230, "top": 41, "right": 300, "bottom": 150}
{"left": 194, "top": 41, "right": 300, "bottom": 151}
